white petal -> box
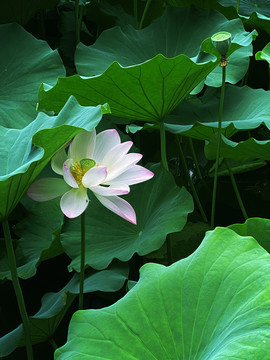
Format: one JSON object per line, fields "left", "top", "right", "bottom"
{"left": 101, "top": 141, "right": 133, "bottom": 168}
{"left": 82, "top": 166, "right": 107, "bottom": 187}
{"left": 106, "top": 165, "right": 154, "bottom": 186}
{"left": 69, "top": 130, "right": 96, "bottom": 162}
{"left": 27, "top": 178, "right": 70, "bottom": 201}
{"left": 90, "top": 184, "right": 130, "bottom": 196}
{"left": 105, "top": 153, "right": 142, "bottom": 182}
{"left": 51, "top": 147, "right": 68, "bottom": 175}
{"left": 95, "top": 194, "right": 136, "bottom": 224}
{"left": 93, "top": 129, "right": 121, "bottom": 163}
{"left": 60, "top": 187, "right": 89, "bottom": 218}
{"left": 63, "top": 160, "right": 79, "bottom": 188}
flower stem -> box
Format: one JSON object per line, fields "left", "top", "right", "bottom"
{"left": 75, "top": 0, "right": 83, "bottom": 44}
{"left": 139, "top": 0, "right": 151, "bottom": 29}
{"left": 224, "top": 159, "right": 248, "bottom": 220}
{"left": 236, "top": 0, "right": 240, "bottom": 14}
{"left": 188, "top": 137, "right": 212, "bottom": 196}
{"left": 160, "top": 121, "right": 169, "bottom": 171}
{"left": 176, "top": 136, "right": 208, "bottom": 223}
{"left": 211, "top": 65, "right": 226, "bottom": 229}
{"left": 188, "top": 137, "right": 203, "bottom": 180}
{"left": 79, "top": 211, "right": 86, "bottom": 310}
{"left": 2, "top": 219, "right": 33, "bottom": 360}
{"left": 50, "top": 338, "right": 58, "bottom": 350}
{"left": 159, "top": 120, "right": 172, "bottom": 263}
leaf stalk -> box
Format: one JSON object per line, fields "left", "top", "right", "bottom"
{"left": 211, "top": 65, "right": 226, "bottom": 228}
{"left": 2, "top": 219, "right": 33, "bottom": 360}
{"left": 79, "top": 211, "right": 86, "bottom": 310}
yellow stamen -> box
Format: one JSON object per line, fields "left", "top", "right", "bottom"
{"left": 70, "top": 158, "right": 96, "bottom": 185}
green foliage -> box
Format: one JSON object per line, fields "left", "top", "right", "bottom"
{"left": 164, "top": 85, "right": 270, "bottom": 139}
{"left": 1, "top": 1, "right": 270, "bottom": 358}
{"left": 256, "top": 42, "right": 270, "bottom": 65}
{"left": 0, "top": 262, "right": 128, "bottom": 356}
{"left": 218, "top": 0, "right": 270, "bottom": 19}
{"left": 0, "top": 97, "right": 106, "bottom": 220}
{"left": 229, "top": 217, "right": 270, "bottom": 253}
{"left": 61, "top": 164, "right": 194, "bottom": 271}
{"left": 205, "top": 134, "right": 270, "bottom": 162}
{"left": 0, "top": 199, "right": 64, "bottom": 280}
{"left": 55, "top": 227, "right": 270, "bottom": 359}
{"left": 38, "top": 54, "right": 218, "bottom": 122}
{"left": 0, "top": 23, "right": 65, "bottom": 128}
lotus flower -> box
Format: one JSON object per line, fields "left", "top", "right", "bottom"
{"left": 27, "top": 129, "right": 154, "bottom": 224}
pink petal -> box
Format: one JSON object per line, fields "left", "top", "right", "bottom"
{"left": 60, "top": 187, "right": 89, "bottom": 218}
{"left": 93, "top": 129, "right": 121, "bottom": 163}
{"left": 106, "top": 165, "right": 154, "bottom": 186}
{"left": 63, "top": 160, "right": 79, "bottom": 188}
{"left": 27, "top": 178, "right": 70, "bottom": 202}
{"left": 90, "top": 184, "right": 130, "bottom": 196}
{"left": 82, "top": 166, "right": 108, "bottom": 187}
{"left": 69, "top": 130, "right": 96, "bottom": 162}
{"left": 95, "top": 194, "right": 137, "bottom": 224}
{"left": 51, "top": 147, "right": 68, "bottom": 175}
{"left": 105, "top": 153, "right": 143, "bottom": 182}
{"left": 101, "top": 141, "right": 133, "bottom": 168}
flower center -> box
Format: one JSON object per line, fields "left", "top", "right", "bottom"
{"left": 70, "top": 158, "right": 96, "bottom": 185}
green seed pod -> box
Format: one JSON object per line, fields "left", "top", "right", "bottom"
{"left": 80, "top": 158, "right": 96, "bottom": 172}
{"left": 211, "top": 31, "right": 232, "bottom": 56}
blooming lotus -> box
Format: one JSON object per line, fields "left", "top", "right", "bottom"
{"left": 27, "top": 129, "right": 154, "bottom": 224}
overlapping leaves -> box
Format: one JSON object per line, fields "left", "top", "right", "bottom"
{"left": 0, "top": 199, "right": 64, "bottom": 280}
{"left": 38, "top": 53, "right": 218, "bottom": 122}
{"left": 205, "top": 134, "right": 270, "bottom": 162}
{"left": 61, "top": 163, "right": 193, "bottom": 271}
{"left": 218, "top": 0, "right": 270, "bottom": 19}
{"left": 55, "top": 227, "right": 270, "bottom": 359}
{"left": 75, "top": 6, "right": 255, "bottom": 87}
{"left": 0, "top": 262, "right": 128, "bottom": 357}
{"left": 0, "top": 97, "right": 106, "bottom": 220}
{"left": 38, "top": 6, "right": 256, "bottom": 125}
{"left": 0, "top": 23, "right": 65, "bottom": 128}
{"left": 164, "top": 85, "right": 270, "bottom": 139}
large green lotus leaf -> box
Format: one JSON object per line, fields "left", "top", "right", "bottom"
{"left": 38, "top": 53, "right": 218, "bottom": 122}
{"left": 229, "top": 217, "right": 270, "bottom": 253}
{"left": 165, "top": 0, "right": 239, "bottom": 18}
{"left": 55, "top": 227, "right": 270, "bottom": 360}
{"left": 61, "top": 163, "right": 194, "bottom": 271}
{"left": 0, "top": 97, "right": 106, "bottom": 221}
{"left": 164, "top": 85, "right": 270, "bottom": 140}
{"left": 245, "top": 12, "right": 270, "bottom": 35}
{"left": 0, "top": 23, "right": 65, "bottom": 128}
{"left": 217, "top": 0, "right": 270, "bottom": 35}
{"left": 205, "top": 134, "right": 270, "bottom": 162}
{"left": 0, "top": 262, "right": 128, "bottom": 357}
{"left": 217, "top": 0, "right": 270, "bottom": 19}
{"left": 85, "top": 0, "right": 164, "bottom": 28}
{"left": 0, "top": 0, "right": 59, "bottom": 25}
{"left": 0, "top": 199, "right": 64, "bottom": 280}
{"left": 256, "top": 42, "right": 270, "bottom": 66}
{"left": 75, "top": 6, "right": 254, "bottom": 88}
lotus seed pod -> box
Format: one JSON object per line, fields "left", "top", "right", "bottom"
{"left": 211, "top": 31, "right": 232, "bottom": 56}
{"left": 80, "top": 158, "right": 96, "bottom": 172}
